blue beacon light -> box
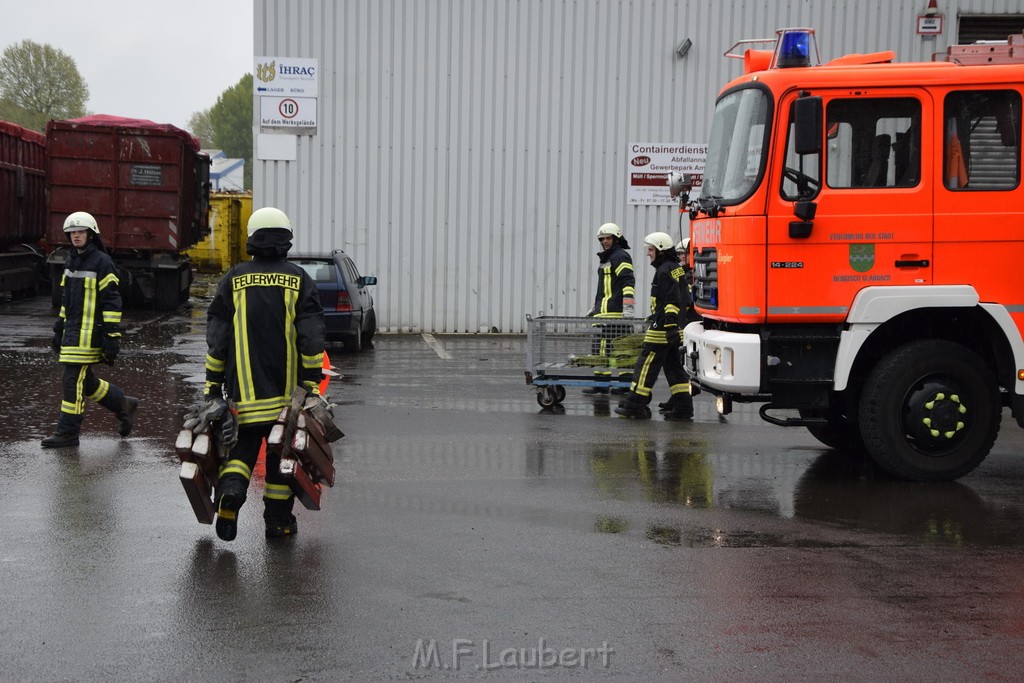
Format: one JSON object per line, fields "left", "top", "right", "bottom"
{"left": 776, "top": 29, "right": 813, "bottom": 68}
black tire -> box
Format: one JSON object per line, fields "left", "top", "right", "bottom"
{"left": 342, "top": 328, "right": 363, "bottom": 353}
{"left": 800, "top": 405, "right": 864, "bottom": 452}
{"left": 361, "top": 310, "right": 376, "bottom": 348}
{"left": 155, "top": 269, "right": 181, "bottom": 311}
{"left": 537, "top": 388, "right": 557, "bottom": 408}
{"left": 859, "top": 340, "right": 1000, "bottom": 481}
{"left": 553, "top": 385, "right": 566, "bottom": 403}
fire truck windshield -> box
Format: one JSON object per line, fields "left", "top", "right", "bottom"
{"left": 699, "top": 87, "right": 770, "bottom": 207}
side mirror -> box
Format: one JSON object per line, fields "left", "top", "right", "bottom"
{"left": 793, "top": 96, "right": 822, "bottom": 155}
{"left": 359, "top": 275, "right": 378, "bottom": 287}
{"left": 667, "top": 171, "right": 693, "bottom": 199}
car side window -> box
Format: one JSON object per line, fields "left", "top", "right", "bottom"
{"left": 342, "top": 258, "right": 361, "bottom": 285}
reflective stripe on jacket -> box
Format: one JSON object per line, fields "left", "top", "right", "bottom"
{"left": 643, "top": 255, "right": 683, "bottom": 345}
{"left": 57, "top": 242, "right": 121, "bottom": 365}
{"left": 592, "top": 245, "right": 635, "bottom": 318}
{"left": 205, "top": 258, "right": 326, "bottom": 426}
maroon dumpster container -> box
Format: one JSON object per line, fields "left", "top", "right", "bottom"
{"left": 45, "top": 115, "right": 211, "bottom": 309}
{"left": 0, "top": 120, "right": 47, "bottom": 297}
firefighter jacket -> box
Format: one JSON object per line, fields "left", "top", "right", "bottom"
{"left": 205, "top": 255, "right": 326, "bottom": 426}
{"left": 56, "top": 241, "right": 122, "bottom": 365}
{"left": 590, "top": 244, "right": 635, "bottom": 318}
{"left": 643, "top": 253, "right": 684, "bottom": 345}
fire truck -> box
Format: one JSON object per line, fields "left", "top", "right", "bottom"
{"left": 677, "top": 28, "right": 1024, "bottom": 481}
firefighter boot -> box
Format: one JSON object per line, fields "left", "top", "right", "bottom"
{"left": 41, "top": 431, "right": 80, "bottom": 448}
{"left": 614, "top": 394, "right": 652, "bottom": 419}
{"left": 117, "top": 396, "right": 139, "bottom": 437}
{"left": 215, "top": 476, "right": 248, "bottom": 542}
{"left": 662, "top": 393, "right": 694, "bottom": 420}
{"left": 264, "top": 496, "right": 298, "bottom": 539}
{"left": 41, "top": 414, "right": 82, "bottom": 449}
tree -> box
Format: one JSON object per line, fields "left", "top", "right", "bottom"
{"left": 0, "top": 40, "right": 88, "bottom": 128}
{"left": 210, "top": 74, "right": 253, "bottom": 190}
{"left": 186, "top": 108, "right": 215, "bottom": 148}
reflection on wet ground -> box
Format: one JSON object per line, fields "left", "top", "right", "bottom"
{"left": 2, "top": 291, "right": 1023, "bottom": 552}
{"left": 4, "top": 290, "right": 1024, "bottom": 679}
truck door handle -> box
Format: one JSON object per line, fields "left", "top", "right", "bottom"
{"left": 895, "top": 259, "right": 929, "bottom": 268}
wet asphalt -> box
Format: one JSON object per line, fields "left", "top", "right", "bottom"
{"left": 1, "top": 283, "right": 1024, "bottom": 680}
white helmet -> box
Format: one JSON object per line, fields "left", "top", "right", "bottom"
{"left": 644, "top": 231, "right": 675, "bottom": 252}
{"left": 676, "top": 237, "right": 690, "bottom": 253}
{"left": 247, "top": 206, "right": 293, "bottom": 237}
{"left": 63, "top": 211, "right": 100, "bottom": 235}
{"left": 596, "top": 222, "right": 622, "bottom": 239}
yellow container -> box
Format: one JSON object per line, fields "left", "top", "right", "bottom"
{"left": 187, "top": 192, "right": 252, "bottom": 272}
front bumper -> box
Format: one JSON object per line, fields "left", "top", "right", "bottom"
{"left": 683, "top": 321, "right": 762, "bottom": 394}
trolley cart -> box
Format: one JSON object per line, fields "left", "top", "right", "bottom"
{"left": 525, "top": 314, "right": 650, "bottom": 407}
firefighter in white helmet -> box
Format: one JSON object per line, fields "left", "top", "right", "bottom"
{"left": 584, "top": 222, "right": 636, "bottom": 393}
{"left": 42, "top": 211, "right": 139, "bottom": 448}
{"left": 203, "top": 206, "right": 326, "bottom": 541}
{"left": 615, "top": 231, "right": 693, "bottom": 419}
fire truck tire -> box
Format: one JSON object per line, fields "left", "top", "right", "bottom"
{"left": 859, "top": 340, "right": 1000, "bottom": 481}
{"left": 802, "top": 414, "right": 864, "bottom": 452}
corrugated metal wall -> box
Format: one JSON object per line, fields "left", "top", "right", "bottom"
{"left": 254, "top": 0, "right": 1024, "bottom": 333}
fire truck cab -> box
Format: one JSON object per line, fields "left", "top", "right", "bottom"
{"left": 682, "top": 28, "right": 1024, "bottom": 481}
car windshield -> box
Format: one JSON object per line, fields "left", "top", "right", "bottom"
{"left": 700, "top": 87, "right": 769, "bottom": 203}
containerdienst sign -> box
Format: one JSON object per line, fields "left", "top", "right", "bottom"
{"left": 627, "top": 142, "right": 707, "bottom": 205}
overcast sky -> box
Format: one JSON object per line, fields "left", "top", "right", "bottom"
{"left": 0, "top": 0, "right": 253, "bottom": 131}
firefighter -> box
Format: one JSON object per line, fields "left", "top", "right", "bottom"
{"left": 656, "top": 238, "right": 700, "bottom": 414}
{"left": 204, "top": 207, "right": 326, "bottom": 541}
{"left": 42, "top": 212, "right": 138, "bottom": 448}
{"left": 615, "top": 232, "right": 693, "bottom": 420}
{"left": 584, "top": 222, "right": 636, "bottom": 393}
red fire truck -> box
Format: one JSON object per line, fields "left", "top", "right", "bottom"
{"left": 679, "top": 28, "right": 1024, "bottom": 481}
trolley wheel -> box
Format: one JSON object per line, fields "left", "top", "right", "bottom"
{"left": 536, "top": 387, "right": 558, "bottom": 408}
{"left": 553, "top": 385, "right": 566, "bottom": 403}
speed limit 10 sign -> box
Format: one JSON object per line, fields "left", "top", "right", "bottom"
{"left": 259, "top": 96, "right": 318, "bottom": 130}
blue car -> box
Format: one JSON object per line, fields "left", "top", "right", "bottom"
{"left": 287, "top": 250, "right": 378, "bottom": 351}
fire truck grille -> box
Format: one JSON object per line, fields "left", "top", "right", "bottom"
{"left": 692, "top": 247, "right": 718, "bottom": 310}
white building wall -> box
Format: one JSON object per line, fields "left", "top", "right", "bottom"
{"left": 254, "top": 0, "right": 1024, "bottom": 333}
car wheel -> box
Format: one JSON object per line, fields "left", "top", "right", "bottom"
{"left": 361, "top": 310, "right": 376, "bottom": 348}
{"left": 342, "top": 330, "right": 363, "bottom": 353}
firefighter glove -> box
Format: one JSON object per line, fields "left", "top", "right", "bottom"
{"left": 183, "top": 397, "right": 228, "bottom": 434}
{"left": 303, "top": 392, "right": 335, "bottom": 417}
{"left": 622, "top": 303, "right": 634, "bottom": 318}
{"left": 303, "top": 392, "right": 345, "bottom": 442}
{"left": 217, "top": 400, "right": 239, "bottom": 451}
{"left": 101, "top": 336, "right": 119, "bottom": 363}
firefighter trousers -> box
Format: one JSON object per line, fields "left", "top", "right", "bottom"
{"left": 627, "top": 339, "right": 690, "bottom": 404}
{"left": 56, "top": 362, "right": 126, "bottom": 434}
{"left": 218, "top": 424, "right": 296, "bottom": 524}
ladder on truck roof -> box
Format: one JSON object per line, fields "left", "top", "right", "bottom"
{"left": 940, "top": 32, "right": 1024, "bottom": 64}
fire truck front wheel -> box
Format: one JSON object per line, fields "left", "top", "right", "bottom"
{"left": 801, "top": 408, "right": 864, "bottom": 453}
{"left": 859, "top": 340, "right": 1000, "bottom": 482}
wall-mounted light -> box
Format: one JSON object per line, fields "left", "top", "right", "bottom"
{"left": 675, "top": 38, "right": 692, "bottom": 58}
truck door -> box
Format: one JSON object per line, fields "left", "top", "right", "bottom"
{"left": 766, "top": 90, "right": 933, "bottom": 323}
